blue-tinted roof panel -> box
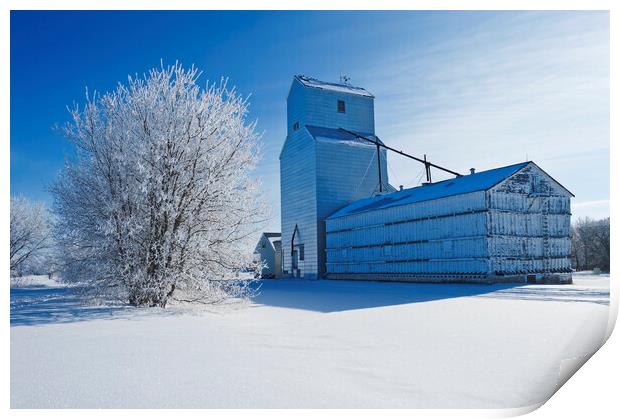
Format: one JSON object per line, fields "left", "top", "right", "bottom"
{"left": 305, "top": 126, "right": 383, "bottom": 145}
{"left": 329, "top": 162, "right": 530, "bottom": 218}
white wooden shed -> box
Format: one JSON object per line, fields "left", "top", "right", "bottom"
{"left": 254, "top": 233, "right": 282, "bottom": 279}
{"left": 325, "top": 162, "right": 573, "bottom": 284}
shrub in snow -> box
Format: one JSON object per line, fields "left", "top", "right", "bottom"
{"left": 10, "top": 196, "right": 53, "bottom": 276}
{"left": 51, "top": 63, "right": 266, "bottom": 307}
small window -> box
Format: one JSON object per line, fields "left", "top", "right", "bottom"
{"left": 299, "top": 244, "right": 305, "bottom": 261}
{"left": 337, "top": 100, "right": 345, "bottom": 113}
{"left": 293, "top": 121, "right": 300, "bottom": 131}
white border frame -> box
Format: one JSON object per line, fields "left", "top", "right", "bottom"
{"left": 2, "top": 2, "right": 616, "bottom": 418}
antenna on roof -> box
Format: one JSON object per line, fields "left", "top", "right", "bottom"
{"left": 340, "top": 73, "right": 351, "bottom": 85}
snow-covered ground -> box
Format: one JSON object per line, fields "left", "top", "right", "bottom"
{"left": 10, "top": 274, "right": 611, "bottom": 409}
{"left": 10, "top": 274, "right": 64, "bottom": 289}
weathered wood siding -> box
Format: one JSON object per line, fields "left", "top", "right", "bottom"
{"left": 325, "top": 191, "right": 490, "bottom": 278}
{"left": 486, "top": 164, "right": 572, "bottom": 277}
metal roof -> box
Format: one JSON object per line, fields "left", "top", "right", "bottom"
{"left": 295, "top": 75, "right": 374, "bottom": 98}
{"left": 329, "top": 162, "right": 531, "bottom": 219}
{"left": 305, "top": 125, "right": 383, "bottom": 146}
{"left": 258, "top": 232, "right": 282, "bottom": 252}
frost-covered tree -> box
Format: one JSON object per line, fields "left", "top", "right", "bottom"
{"left": 10, "top": 196, "right": 51, "bottom": 276}
{"left": 571, "top": 217, "right": 610, "bottom": 272}
{"left": 52, "top": 63, "right": 267, "bottom": 307}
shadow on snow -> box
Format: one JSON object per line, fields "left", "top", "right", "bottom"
{"left": 251, "top": 279, "right": 610, "bottom": 313}
{"left": 10, "top": 287, "right": 147, "bottom": 327}
{"left": 11, "top": 278, "right": 609, "bottom": 326}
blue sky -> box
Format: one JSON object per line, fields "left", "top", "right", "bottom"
{"left": 11, "top": 11, "right": 609, "bottom": 233}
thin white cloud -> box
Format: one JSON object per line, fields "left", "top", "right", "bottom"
{"left": 257, "top": 11, "right": 609, "bottom": 229}
{"left": 573, "top": 200, "right": 610, "bottom": 208}
{"left": 364, "top": 12, "right": 609, "bottom": 217}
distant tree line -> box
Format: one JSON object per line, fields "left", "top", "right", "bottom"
{"left": 571, "top": 217, "right": 610, "bottom": 273}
